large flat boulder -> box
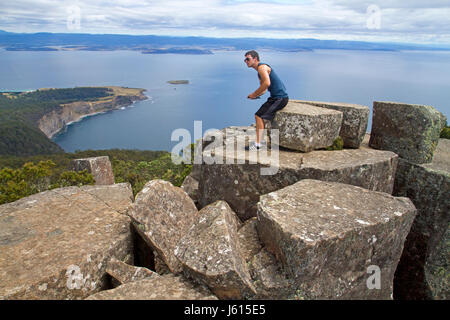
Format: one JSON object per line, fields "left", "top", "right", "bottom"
{"left": 175, "top": 201, "right": 256, "bottom": 299}
{"left": 369, "top": 101, "right": 443, "bottom": 164}
{"left": 198, "top": 128, "right": 398, "bottom": 221}
{"left": 0, "top": 184, "right": 134, "bottom": 299}
{"left": 393, "top": 138, "right": 450, "bottom": 300}
{"left": 293, "top": 100, "right": 369, "bottom": 148}
{"left": 257, "top": 179, "right": 416, "bottom": 299}
{"left": 127, "top": 179, "right": 198, "bottom": 273}
{"left": 85, "top": 274, "right": 217, "bottom": 300}
{"left": 272, "top": 102, "right": 343, "bottom": 152}
{"left": 80, "top": 183, "right": 134, "bottom": 214}
{"left": 70, "top": 156, "right": 115, "bottom": 185}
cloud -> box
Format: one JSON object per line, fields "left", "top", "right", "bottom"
{"left": 0, "top": 0, "right": 449, "bottom": 44}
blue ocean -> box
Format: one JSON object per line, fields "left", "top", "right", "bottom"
{"left": 1, "top": 49, "right": 449, "bottom": 152}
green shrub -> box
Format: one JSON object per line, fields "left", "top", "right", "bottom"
{"left": 112, "top": 152, "right": 192, "bottom": 196}
{"left": 0, "top": 160, "right": 94, "bottom": 205}
{"left": 50, "top": 170, "right": 95, "bottom": 189}
{"left": 440, "top": 126, "right": 450, "bottom": 139}
{"left": 0, "top": 149, "right": 193, "bottom": 204}
{"left": 326, "top": 136, "right": 344, "bottom": 151}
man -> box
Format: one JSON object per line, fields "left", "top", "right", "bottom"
{"left": 244, "top": 50, "right": 289, "bottom": 150}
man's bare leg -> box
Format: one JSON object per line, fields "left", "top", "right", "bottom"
{"left": 263, "top": 119, "right": 271, "bottom": 147}
{"left": 255, "top": 115, "right": 264, "bottom": 144}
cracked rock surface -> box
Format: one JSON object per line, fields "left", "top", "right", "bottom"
{"left": 293, "top": 100, "right": 369, "bottom": 149}
{"left": 273, "top": 102, "right": 343, "bottom": 152}
{"left": 257, "top": 179, "right": 417, "bottom": 299}
{"left": 0, "top": 183, "right": 134, "bottom": 299}
{"left": 198, "top": 129, "right": 398, "bottom": 221}
{"left": 175, "top": 200, "right": 256, "bottom": 299}
{"left": 369, "top": 101, "right": 443, "bottom": 164}
{"left": 127, "top": 179, "right": 199, "bottom": 273}
{"left": 85, "top": 274, "right": 217, "bottom": 300}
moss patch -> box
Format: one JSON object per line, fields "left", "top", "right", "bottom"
{"left": 326, "top": 136, "right": 344, "bottom": 151}
{"left": 440, "top": 126, "right": 450, "bottom": 139}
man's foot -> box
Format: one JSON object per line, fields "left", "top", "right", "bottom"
{"left": 245, "top": 142, "right": 263, "bottom": 151}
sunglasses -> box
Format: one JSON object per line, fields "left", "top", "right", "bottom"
{"left": 244, "top": 57, "right": 250, "bottom": 62}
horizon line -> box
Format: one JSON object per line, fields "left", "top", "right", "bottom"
{"left": 1, "top": 29, "right": 450, "bottom": 49}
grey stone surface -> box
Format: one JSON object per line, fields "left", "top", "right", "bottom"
{"left": 198, "top": 127, "right": 398, "bottom": 221}
{"left": 127, "top": 179, "right": 198, "bottom": 274}
{"left": 393, "top": 138, "right": 450, "bottom": 300}
{"left": 247, "top": 248, "right": 293, "bottom": 300}
{"left": 175, "top": 201, "right": 256, "bottom": 299}
{"left": 80, "top": 183, "right": 134, "bottom": 215}
{"left": 236, "top": 218, "right": 293, "bottom": 299}
{"left": 106, "top": 257, "right": 158, "bottom": 285}
{"left": 70, "top": 156, "right": 115, "bottom": 185}
{"left": 257, "top": 179, "right": 416, "bottom": 299}
{"left": 181, "top": 174, "right": 199, "bottom": 204}
{"left": 272, "top": 102, "right": 343, "bottom": 152}
{"left": 369, "top": 101, "right": 442, "bottom": 164}
{"left": 293, "top": 100, "right": 369, "bottom": 148}
{"left": 0, "top": 184, "right": 133, "bottom": 299}
{"left": 237, "top": 218, "right": 262, "bottom": 263}
{"left": 85, "top": 274, "right": 217, "bottom": 300}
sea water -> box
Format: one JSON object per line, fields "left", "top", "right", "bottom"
{"left": 0, "top": 49, "right": 449, "bottom": 152}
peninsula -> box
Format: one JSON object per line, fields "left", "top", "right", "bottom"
{"left": 38, "top": 86, "right": 147, "bottom": 138}
{"left": 0, "top": 86, "right": 147, "bottom": 156}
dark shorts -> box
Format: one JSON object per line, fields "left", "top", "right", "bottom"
{"left": 255, "top": 97, "right": 289, "bottom": 120}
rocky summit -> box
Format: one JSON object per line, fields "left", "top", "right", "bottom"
{"left": 175, "top": 201, "right": 256, "bottom": 299}
{"left": 70, "top": 156, "right": 115, "bottom": 185}
{"left": 0, "top": 98, "right": 448, "bottom": 300}
{"left": 127, "top": 179, "right": 199, "bottom": 273}
{"left": 106, "top": 257, "right": 158, "bottom": 286}
{"left": 85, "top": 274, "right": 217, "bottom": 300}
{"left": 393, "top": 138, "right": 450, "bottom": 299}
{"left": 273, "top": 102, "right": 343, "bottom": 152}
{"left": 293, "top": 100, "right": 369, "bottom": 148}
{"left": 369, "top": 101, "right": 443, "bottom": 164}
{"left": 197, "top": 129, "right": 398, "bottom": 221}
{"left": 0, "top": 183, "right": 133, "bottom": 299}
{"left": 257, "top": 179, "right": 416, "bottom": 299}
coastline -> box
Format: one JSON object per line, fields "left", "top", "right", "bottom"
{"left": 51, "top": 98, "right": 145, "bottom": 139}
{"left": 38, "top": 86, "right": 148, "bottom": 139}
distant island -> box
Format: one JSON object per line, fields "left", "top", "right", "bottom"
{"left": 167, "top": 80, "right": 189, "bottom": 84}
{"left": 142, "top": 48, "right": 212, "bottom": 55}
{"left": 0, "top": 86, "right": 147, "bottom": 156}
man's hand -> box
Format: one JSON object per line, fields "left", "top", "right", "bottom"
{"left": 248, "top": 65, "right": 270, "bottom": 99}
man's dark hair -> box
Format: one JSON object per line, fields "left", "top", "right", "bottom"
{"left": 245, "top": 50, "right": 259, "bottom": 61}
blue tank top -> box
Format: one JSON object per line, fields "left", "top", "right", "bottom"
{"left": 258, "top": 63, "right": 288, "bottom": 98}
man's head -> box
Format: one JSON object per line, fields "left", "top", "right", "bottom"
{"left": 244, "top": 50, "right": 260, "bottom": 68}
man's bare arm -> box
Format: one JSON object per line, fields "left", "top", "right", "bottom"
{"left": 248, "top": 65, "right": 270, "bottom": 99}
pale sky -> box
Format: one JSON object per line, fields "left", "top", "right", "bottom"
{"left": 1, "top": 0, "right": 450, "bottom": 45}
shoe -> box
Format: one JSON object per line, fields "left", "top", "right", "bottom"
{"left": 245, "top": 142, "right": 261, "bottom": 151}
